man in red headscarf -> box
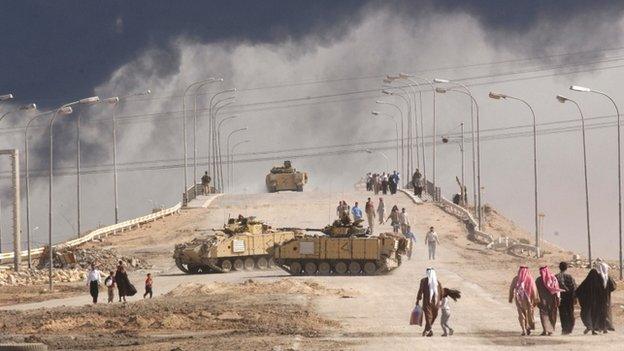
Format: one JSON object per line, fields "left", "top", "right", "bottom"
{"left": 535, "top": 266, "right": 564, "bottom": 335}
{"left": 509, "top": 266, "right": 539, "bottom": 336}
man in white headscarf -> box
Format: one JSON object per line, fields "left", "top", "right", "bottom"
{"left": 416, "top": 267, "right": 443, "bottom": 337}
{"left": 594, "top": 258, "right": 617, "bottom": 331}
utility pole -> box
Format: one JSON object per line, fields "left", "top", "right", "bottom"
{"left": 0, "top": 149, "right": 21, "bottom": 271}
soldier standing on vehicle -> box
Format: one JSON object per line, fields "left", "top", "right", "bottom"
{"left": 201, "top": 171, "right": 212, "bottom": 195}
{"left": 365, "top": 198, "right": 376, "bottom": 234}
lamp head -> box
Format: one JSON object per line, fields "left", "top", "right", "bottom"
{"left": 0, "top": 94, "right": 14, "bottom": 101}
{"left": 381, "top": 89, "right": 392, "bottom": 95}
{"left": 103, "top": 97, "right": 120, "bottom": 104}
{"left": 433, "top": 78, "right": 450, "bottom": 83}
{"left": 556, "top": 95, "right": 569, "bottom": 103}
{"left": 79, "top": 96, "right": 100, "bottom": 105}
{"left": 375, "top": 100, "right": 384, "bottom": 104}
{"left": 143, "top": 89, "right": 152, "bottom": 95}
{"left": 365, "top": 149, "right": 372, "bottom": 154}
{"left": 371, "top": 110, "right": 380, "bottom": 115}
{"left": 398, "top": 73, "right": 410, "bottom": 79}
{"left": 442, "top": 136, "right": 449, "bottom": 143}
{"left": 58, "top": 106, "right": 73, "bottom": 115}
{"left": 20, "top": 103, "right": 37, "bottom": 111}
{"left": 488, "top": 92, "right": 506, "bottom": 100}
{"left": 435, "top": 87, "right": 447, "bottom": 94}
{"left": 570, "top": 85, "right": 591, "bottom": 93}
{"left": 382, "top": 78, "right": 393, "bottom": 84}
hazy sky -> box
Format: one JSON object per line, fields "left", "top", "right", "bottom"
{"left": 2, "top": 1, "right": 624, "bottom": 261}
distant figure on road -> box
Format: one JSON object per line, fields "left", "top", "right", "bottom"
{"left": 412, "top": 169, "right": 422, "bottom": 196}
{"left": 201, "top": 171, "right": 212, "bottom": 195}
{"left": 376, "top": 198, "right": 385, "bottom": 225}
{"left": 104, "top": 270, "right": 116, "bottom": 303}
{"left": 509, "top": 266, "right": 539, "bottom": 336}
{"left": 399, "top": 208, "right": 410, "bottom": 235}
{"left": 381, "top": 172, "right": 389, "bottom": 195}
{"left": 386, "top": 205, "right": 400, "bottom": 233}
{"left": 595, "top": 258, "right": 616, "bottom": 331}
{"left": 365, "top": 172, "right": 373, "bottom": 191}
{"left": 439, "top": 288, "right": 461, "bottom": 337}
{"left": 389, "top": 171, "right": 399, "bottom": 194}
{"left": 556, "top": 262, "right": 577, "bottom": 334}
{"left": 535, "top": 266, "right": 563, "bottom": 336}
{"left": 416, "top": 267, "right": 443, "bottom": 337}
{"left": 86, "top": 263, "right": 103, "bottom": 304}
{"left": 351, "top": 202, "right": 363, "bottom": 221}
{"left": 424, "top": 227, "right": 440, "bottom": 260}
{"left": 373, "top": 173, "right": 380, "bottom": 195}
{"left": 365, "top": 198, "right": 375, "bottom": 234}
{"left": 143, "top": 273, "right": 153, "bottom": 299}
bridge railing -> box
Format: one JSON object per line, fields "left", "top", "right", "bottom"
{"left": 0, "top": 202, "right": 182, "bottom": 264}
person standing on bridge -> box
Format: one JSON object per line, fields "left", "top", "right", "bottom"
{"left": 351, "top": 202, "right": 363, "bottom": 221}
{"left": 555, "top": 262, "right": 577, "bottom": 334}
{"left": 535, "top": 266, "right": 563, "bottom": 336}
{"left": 381, "top": 172, "right": 389, "bottom": 195}
{"left": 416, "top": 267, "right": 443, "bottom": 337}
{"left": 201, "top": 171, "right": 212, "bottom": 195}
{"left": 376, "top": 198, "right": 385, "bottom": 225}
{"left": 509, "top": 266, "right": 539, "bottom": 336}
{"left": 365, "top": 198, "right": 375, "bottom": 234}
{"left": 86, "top": 263, "right": 103, "bottom": 304}
{"left": 412, "top": 169, "right": 422, "bottom": 196}
{"left": 424, "top": 227, "right": 440, "bottom": 260}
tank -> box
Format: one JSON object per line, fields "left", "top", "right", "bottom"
{"left": 266, "top": 160, "right": 308, "bottom": 192}
{"left": 269, "top": 221, "right": 411, "bottom": 276}
{"left": 173, "top": 216, "right": 298, "bottom": 273}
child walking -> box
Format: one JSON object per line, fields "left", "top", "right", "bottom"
{"left": 143, "top": 273, "right": 153, "bottom": 299}
{"left": 439, "top": 288, "right": 461, "bottom": 336}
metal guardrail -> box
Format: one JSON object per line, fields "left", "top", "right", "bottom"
{"left": 183, "top": 183, "right": 217, "bottom": 206}
{"left": 0, "top": 202, "right": 182, "bottom": 263}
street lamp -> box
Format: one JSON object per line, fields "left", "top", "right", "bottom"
{"left": 371, "top": 110, "right": 399, "bottom": 170}
{"left": 24, "top": 107, "right": 70, "bottom": 268}
{"left": 182, "top": 78, "right": 220, "bottom": 205}
{"left": 436, "top": 87, "right": 483, "bottom": 227}
{"left": 570, "top": 85, "right": 623, "bottom": 279}
{"left": 488, "top": 91, "right": 540, "bottom": 257}
{"left": 0, "top": 103, "right": 37, "bottom": 122}
{"left": 365, "top": 148, "right": 390, "bottom": 170}
{"left": 376, "top": 100, "right": 404, "bottom": 177}
{"left": 0, "top": 94, "right": 14, "bottom": 102}
{"left": 103, "top": 89, "right": 151, "bottom": 224}
{"left": 49, "top": 96, "right": 99, "bottom": 291}
{"left": 382, "top": 88, "right": 413, "bottom": 178}
{"left": 208, "top": 89, "right": 236, "bottom": 191}
{"left": 434, "top": 78, "right": 480, "bottom": 221}
{"left": 226, "top": 127, "right": 247, "bottom": 191}
{"left": 212, "top": 95, "right": 236, "bottom": 191}
{"left": 230, "top": 139, "right": 250, "bottom": 191}
{"left": 557, "top": 94, "right": 593, "bottom": 267}
{"left": 193, "top": 79, "right": 223, "bottom": 192}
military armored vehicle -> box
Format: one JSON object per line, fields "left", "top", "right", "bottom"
{"left": 266, "top": 160, "right": 308, "bottom": 192}
{"left": 173, "top": 216, "right": 298, "bottom": 274}
{"left": 269, "top": 220, "right": 410, "bottom": 276}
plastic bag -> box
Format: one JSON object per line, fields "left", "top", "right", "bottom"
{"left": 410, "top": 304, "right": 423, "bottom": 326}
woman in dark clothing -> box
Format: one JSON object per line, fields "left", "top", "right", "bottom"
{"left": 115, "top": 265, "right": 132, "bottom": 302}
{"left": 575, "top": 269, "right": 615, "bottom": 334}
{"left": 555, "top": 262, "right": 577, "bottom": 335}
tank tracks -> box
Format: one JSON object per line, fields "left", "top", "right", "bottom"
{"left": 175, "top": 255, "right": 275, "bottom": 274}
{"left": 273, "top": 255, "right": 401, "bottom": 276}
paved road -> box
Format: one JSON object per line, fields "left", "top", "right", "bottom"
{"left": 5, "top": 190, "right": 623, "bottom": 350}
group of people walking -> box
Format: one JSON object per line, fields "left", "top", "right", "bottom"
{"left": 365, "top": 171, "right": 401, "bottom": 195}
{"left": 86, "top": 261, "right": 154, "bottom": 304}
{"left": 509, "top": 260, "right": 616, "bottom": 336}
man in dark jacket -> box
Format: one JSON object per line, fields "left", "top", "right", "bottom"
{"left": 555, "top": 261, "right": 577, "bottom": 334}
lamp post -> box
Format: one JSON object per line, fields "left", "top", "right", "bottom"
{"left": 434, "top": 78, "right": 479, "bottom": 218}
{"left": 49, "top": 96, "right": 99, "bottom": 291}
{"left": 193, "top": 79, "right": 223, "bottom": 193}
{"left": 570, "top": 85, "right": 622, "bottom": 278}
{"left": 557, "top": 94, "right": 592, "bottom": 267}
{"left": 181, "top": 79, "right": 220, "bottom": 205}
{"left": 103, "top": 90, "right": 151, "bottom": 224}
{"left": 225, "top": 127, "right": 247, "bottom": 191}
{"left": 213, "top": 97, "right": 235, "bottom": 191}
{"left": 382, "top": 89, "right": 412, "bottom": 178}
{"left": 230, "top": 140, "right": 250, "bottom": 191}
{"left": 376, "top": 100, "right": 404, "bottom": 176}
{"left": 24, "top": 108, "right": 65, "bottom": 268}
{"left": 208, "top": 89, "right": 236, "bottom": 191}
{"left": 489, "top": 92, "right": 540, "bottom": 257}
{"left": 436, "top": 87, "right": 483, "bottom": 227}
{"left": 0, "top": 94, "right": 14, "bottom": 102}
{"left": 371, "top": 111, "right": 399, "bottom": 170}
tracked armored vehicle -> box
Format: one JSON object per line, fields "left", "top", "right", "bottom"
{"left": 266, "top": 160, "right": 308, "bottom": 192}
{"left": 270, "top": 220, "right": 410, "bottom": 276}
{"left": 173, "top": 217, "right": 298, "bottom": 273}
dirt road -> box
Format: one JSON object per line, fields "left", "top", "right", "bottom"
{"left": 3, "top": 190, "right": 623, "bottom": 350}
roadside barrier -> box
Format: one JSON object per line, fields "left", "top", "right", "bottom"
{"left": 0, "top": 202, "right": 182, "bottom": 263}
